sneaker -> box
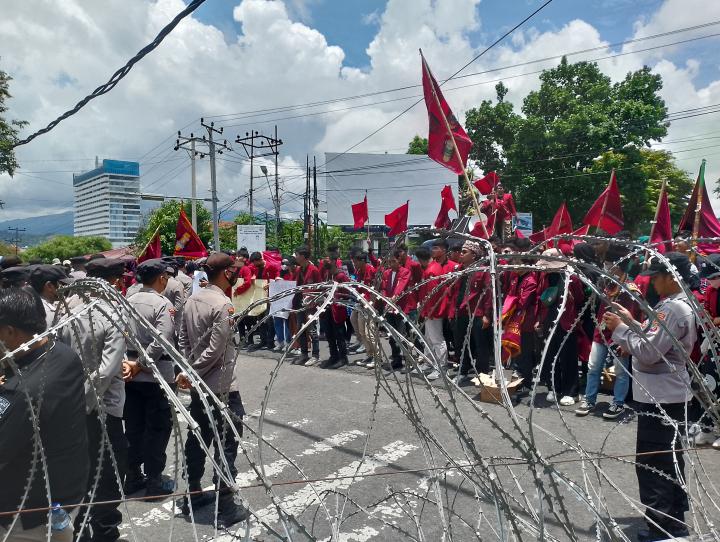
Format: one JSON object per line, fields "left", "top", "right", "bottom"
{"left": 574, "top": 400, "right": 595, "bottom": 416}
{"left": 124, "top": 473, "right": 147, "bottom": 495}
{"left": 347, "top": 342, "right": 361, "bottom": 352}
{"left": 272, "top": 344, "right": 284, "bottom": 352}
{"left": 178, "top": 490, "right": 215, "bottom": 515}
{"left": 546, "top": 391, "right": 556, "bottom": 402}
{"left": 216, "top": 499, "right": 251, "bottom": 527}
{"left": 364, "top": 359, "right": 376, "bottom": 368}
{"left": 426, "top": 370, "right": 441, "bottom": 381}
{"left": 319, "top": 358, "right": 337, "bottom": 369}
{"left": 329, "top": 358, "right": 348, "bottom": 370}
{"left": 688, "top": 423, "right": 701, "bottom": 436}
{"left": 559, "top": 395, "right": 576, "bottom": 406}
{"left": 354, "top": 345, "right": 367, "bottom": 355}
{"left": 144, "top": 477, "right": 175, "bottom": 501}
{"left": 293, "top": 354, "right": 309, "bottom": 365}
{"left": 304, "top": 356, "right": 320, "bottom": 367}
{"left": 288, "top": 348, "right": 301, "bottom": 356}
{"left": 602, "top": 403, "right": 626, "bottom": 420}
{"left": 693, "top": 431, "right": 717, "bottom": 446}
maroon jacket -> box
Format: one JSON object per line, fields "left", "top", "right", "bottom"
{"left": 400, "top": 257, "right": 422, "bottom": 312}
{"left": 355, "top": 263, "right": 377, "bottom": 300}
{"left": 380, "top": 266, "right": 412, "bottom": 313}
{"left": 537, "top": 273, "right": 585, "bottom": 332}
{"left": 504, "top": 271, "right": 539, "bottom": 332}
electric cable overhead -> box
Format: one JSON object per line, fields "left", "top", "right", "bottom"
{"left": 13, "top": 0, "right": 207, "bottom": 148}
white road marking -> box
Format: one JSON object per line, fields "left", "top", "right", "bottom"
{"left": 318, "top": 527, "right": 380, "bottom": 541}
{"left": 228, "top": 440, "right": 418, "bottom": 540}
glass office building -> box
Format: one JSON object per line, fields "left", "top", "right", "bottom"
{"left": 74, "top": 159, "right": 141, "bottom": 248}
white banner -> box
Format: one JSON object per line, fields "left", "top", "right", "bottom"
{"left": 269, "top": 279, "right": 297, "bottom": 317}
{"left": 237, "top": 225, "right": 266, "bottom": 254}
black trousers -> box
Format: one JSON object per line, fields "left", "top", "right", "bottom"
{"left": 386, "top": 312, "right": 407, "bottom": 367}
{"left": 297, "top": 309, "right": 320, "bottom": 357}
{"left": 541, "top": 328, "right": 579, "bottom": 397}
{"left": 74, "top": 414, "right": 127, "bottom": 542}
{"left": 185, "top": 391, "right": 244, "bottom": 489}
{"left": 453, "top": 315, "right": 491, "bottom": 375}
{"left": 322, "top": 311, "right": 347, "bottom": 360}
{"left": 635, "top": 402, "right": 688, "bottom": 533}
{"left": 511, "top": 331, "right": 537, "bottom": 383}
{"left": 123, "top": 381, "right": 173, "bottom": 479}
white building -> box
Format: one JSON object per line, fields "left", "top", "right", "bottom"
{"left": 73, "top": 159, "right": 141, "bottom": 248}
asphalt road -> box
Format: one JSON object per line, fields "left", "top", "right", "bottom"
{"left": 116, "top": 342, "right": 720, "bottom": 542}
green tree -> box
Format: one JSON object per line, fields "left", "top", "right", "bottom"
{"left": 0, "top": 70, "right": 27, "bottom": 176}
{"left": 407, "top": 135, "right": 428, "bottom": 155}
{"left": 465, "top": 57, "right": 671, "bottom": 228}
{"left": 0, "top": 241, "right": 17, "bottom": 257}
{"left": 23, "top": 235, "right": 112, "bottom": 262}
{"left": 135, "top": 201, "right": 212, "bottom": 256}
{"left": 589, "top": 148, "right": 694, "bottom": 234}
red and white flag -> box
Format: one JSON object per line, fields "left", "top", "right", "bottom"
{"left": 434, "top": 185, "right": 457, "bottom": 229}
{"left": 650, "top": 184, "right": 672, "bottom": 253}
{"left": 138, "top": 227, "right": 161, "bottom": 263}
{"left": 421, "top": 54, "right": 472, "bottom": 175}
{"left": 583, "top": 170, "right": 624, "bottom": 234}
{"left": 174, "top": 208, "right": 208, "bottom": 259}
{"left": 385, "top": 201, "right": 409, "bottom": 237}
{"left": 352, "top": 194, "right": 369, "bottom": 230}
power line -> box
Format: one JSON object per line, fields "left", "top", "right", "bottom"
{"left": 12, "top": 0, "right": 208, "bottom": 147}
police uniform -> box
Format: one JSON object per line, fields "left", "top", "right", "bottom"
{"left": 611, "top": 255, "right": 696, "bottom": 540}
{"left": 61, "top": 258, "right": 128, "bottom": 542}
{"left": 123, "top": 259, "right": 176, "bottom": 497}
{"left": 174, "top": 257, "right": 193, "bottom": 298}
{"left": 69, "top": 256, "right": 88, "bottom": 279}
{"left": 1, "top": 265, "right": 31, "bottom": 288}
{"left": 163, "top": 273, "right": 185, "bottom": 342}
{"left": 178, "top": 253, "right": 248, "bottom": 524}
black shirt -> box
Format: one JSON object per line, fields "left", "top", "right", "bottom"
{"left": 0, "top": 340, "right": 89, "bottom": 529}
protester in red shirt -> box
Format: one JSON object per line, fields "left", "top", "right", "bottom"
{"left": 395, "top": 243, "right": 422, "bottom": 316}
{"left": 292, "top": 247, "right": 321, "bottom": 366}
{"left": 350, "top": 252, "right": 378, "bottom": 368}
{"left": 536, "top": 248, "right": 585, "bottom": 405}
{"left": 415, "top": 245, "right": 446, "bottom": 381}
{"left": 318, "top": 259, "right": 351, "bottom": 370}
{"left": 379, "top": 253, "right": 412, "bottom": 371}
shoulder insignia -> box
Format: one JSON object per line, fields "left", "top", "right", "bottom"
{"left": 0, "top": 395, "right": 10, "bottom": 419}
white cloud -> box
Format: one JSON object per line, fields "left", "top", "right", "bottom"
{"left": 1, "top": 0, "right": 720, "bottom": 226}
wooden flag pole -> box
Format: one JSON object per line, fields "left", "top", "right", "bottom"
{"left": 421, "top": 50, "right": 488, "bottom": 239}
{"left": 138, "top": 225, "right": 161, "bottom": 258}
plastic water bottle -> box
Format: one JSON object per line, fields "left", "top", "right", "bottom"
{"left": 51, "top": 503, "right": 70, "bottom": 532}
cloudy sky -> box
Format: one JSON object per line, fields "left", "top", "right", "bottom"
{"left": 2, "top": 0, "right": 720, "bottom": 231}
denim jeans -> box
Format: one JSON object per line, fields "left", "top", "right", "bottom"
{"left": 584, "top": 341, "right": 630, "bottom": 405}
{"left": 273, "top": 316, "right": 290, "bottom": 344}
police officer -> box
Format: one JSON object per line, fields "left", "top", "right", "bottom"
{"left": 62, "top": 258, "right": 128, "bottom": 542}
{"left": 162, "top": 258, "right": 186, "bottom": 343}
{"left": 604, "top": 252, "right": 695, "bottom": 541}
{"left": 122, "top": 259, "right": 176, "bottom": 500}
{"left": 1, "top": 265, "right": 30, "bottom": 288}
{"left": 69, "top": 255, "right": 88, "bottom": 279}
{"left": 176, "top": 252, "right": 250, "bottom": 527}
{"left": 29, "top": 264, "right": 73, "bottom": 327}
{"left": 175, "top": 256, "right": 193, "bottom": 298}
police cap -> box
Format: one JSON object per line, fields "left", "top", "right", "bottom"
{"left": 30, "top": 265, "right": 73, "bottom": 287}
{"left": 699, "top": 253, "right": 720, "bottom": 280}
{"left": 136, "top": 259, "right": 167, "bottom": 283}
{"left": 204, "top": 252, "right": 242, "bottom": 272}
{"left": 1, "top": 266, "right": 31, "bottom": 286}
{"left": 640, "top": 252, "right": 691, "bottom": 280}
{"left": 86, "top": 258, "right": 126, "bottom": 279}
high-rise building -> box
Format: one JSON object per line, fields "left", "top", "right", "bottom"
{"left": 73, "top": 159, "right": 141, "bottom": 248}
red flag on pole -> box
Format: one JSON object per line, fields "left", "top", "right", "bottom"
{"left": 174, "top": 208, "right": 208, "bottom": 259}
{"left": 434, "top": 185, "right": 457, "bottom": 229}
{"left": 583, "top": 170, "right": 624, "bottom": 234}
{"left": 529, "top": 229, "right": 547, "bottom": 244}
{"left": 421, "top": 55, "right": 472, "bottom": 175}
{"left": 352, "top": 194, "right": 369, "bottom": 230}
{"left": 385, "top": 201, "right": 409, "bottom": 237}
{"left": 547, "top": 202, "right": 573, "bottom": 253}
{"left": 650, "top": 182, "right": 672, "bottom": 253}
{"left": 138, "top": 227, "right": 161, "bottom": 263}
{"left": 473, "top": 171, "right": 499, "bottom": 195}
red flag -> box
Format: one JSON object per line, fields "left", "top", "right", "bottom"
{"left": 547, "top": 202, "right": 573, "bottom": 252}
{"left": 650, "top": 185, "right": 672, "bottom": 254}
{"left": 138, "top": 228, "right": 161, "bottom": 263}
{"left": 679, "top": 160, "right": 720, "bottom": 254}
{"left": 421, "top": 54, "right": 472, "bottom": 175}
{"left": 529, "top": 229, "right": 547, "bottom": 244}
{"left": 571, "top": 225, "right": 590, "bottom": 248}
{"left": 474, "top": 171, "right": 499, "bottom": 195}
{"left": 174, "top": 208, "right": 208, "bottom": 259}
{"left": 385, "top": 201, "right": 409, "bottom": 237}
{"left": 434, "top": 185, "right": 457, "bottom": 229}
{"left": 352, "top": 195, "right": 369, "bottom": 230}
{"left": 583, "top": 170, "right": 624, "bottom": 234}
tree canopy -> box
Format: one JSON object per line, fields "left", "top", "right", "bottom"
{"left": 23, "top": 235, "right": 112, "bottom": 262}
{"left": 0, "top": 69, "right": 26, "bottom": 176}
{"left": 407, "top": 135, "right": 428, "bottom": 155}
{"left": 135, "top": 200, "right": 212, "bottom": 256}
{"left": 463, "top": 57, "right": 679, "bottom": 233}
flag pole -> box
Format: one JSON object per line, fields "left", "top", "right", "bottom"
{"left": 649, "top": 178, "right": 667, "bottom": 246}
{"left": 421, "top": 50, "right": 488, "bottom": 239}
{"left": 691, "top": 159, "right": 706, "bottom": 262}
{"left": 138, "top": 225, "right": 161, "bottom": 258}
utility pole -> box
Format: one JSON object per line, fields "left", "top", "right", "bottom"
{"left": 236, "top": 129, "right": 283, "bottom": 226}
{"left": 7, "top": 227, "right": 25, "bottom": 255}
{"left": 174, "top": 131, "right": 206, "bottom": 230}
{"left": 274, "top": 125, "right": 280, "bottom": 240}
{"left": 304, "top": 155, "right": 310, "bottom": 251}
{"left": 313, "top": 156, "right": 319, "bottom": 258}
{"left": 200, "top": 118, "right": 230, "bottom": 252}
